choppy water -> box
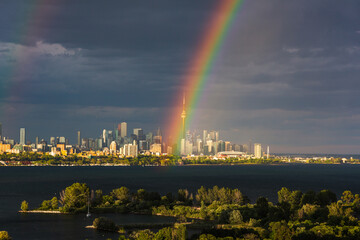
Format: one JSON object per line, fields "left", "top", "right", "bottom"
{"left": 1, "top": 164, "right": 360, "bottom": 239}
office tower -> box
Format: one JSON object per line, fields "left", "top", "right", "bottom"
{"left": 267, "top": 145, "right": 270, "bottom": 159}
{"left": 50, "top": 137, "right": 55, "bottom": 146}
{"left": 133, "top": 128, "right": 144, "bottom": 140}
{"left": 102, "top": 129, "right": 108, "bottom": 146}
{"left": 181, "top": 95, "right": 186, "bottom": 139}
{"left": 59, "top": 136, "right": 66, "bottom": 144}
{"left": 139, "top": 140, "right": 149, "bottom": 151}
{"left": 20, "top": 128, "right": 25, "bottom": 145}
{"left": 77, "top": 131, "right": 81, "bottom": 146}
{"left": 225, "top": 141, "right": 231, "bottom": 151}
{"left": 203, "top": 130, "right": 207, "bottom": 144}
{"left": 254, "top": 143, "right": 262, "bottom": 158}
{"left": 248, "top": 139, "right": 253, "bottom": 154}
{"left": 97, "top": 138, "right": 103, "bottom": 149}
{"left": 154, "top": 128, "right": 162, "bottom": 144}
{"left": 120, "top": 122, "right": 127, "bottom": 138}
{"left": 35, "top": 137, "right": 39, "bottom": 148}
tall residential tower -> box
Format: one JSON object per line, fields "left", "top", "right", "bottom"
{"left": 20, "top": 128, "right": 25, "bottom": 145}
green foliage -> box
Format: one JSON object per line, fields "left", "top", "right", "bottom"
{"left": 0, "top": 231, "right": 11, "bottom": 240}
{"left": 270, "top": 221, "right": 293, "bottom": 240}
{"left": 111, "top": 187, "right": 130, "bottom": 204}
{"left": 21, "top": 200, "right": 29, "bottom": 211}
{"left": 51, "top": 197, "right": 58, "bottom": 209}
{"left": 130, "top": 229, "right": 155, "bottom": 240}
{"left": 196, "top": 186, "right": 249, "bottom": 205}
{"left": 93, "top": 217, "right": 118, "bottom": 231}
{"left": 229, "top": 210, "right": 243, "bottom": 224}
{"left": 315, "top": 190, "right": 337, "bottom": 206}
{"left": 59, "top": 182, "right": 89, "bottom": 212}
{"left": 341, "top": 190, "right": 354, "bottom": 204}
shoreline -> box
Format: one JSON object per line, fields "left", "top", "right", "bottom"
{"left": 19, "top": 210, "right": 62, "bottom": 214}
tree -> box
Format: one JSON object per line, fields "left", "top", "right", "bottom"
{"left": 270, "top": 221, "right": 293, "bottom": 240}
{"left": 300, "top": 191, "right": 316, "bottom": 206}
{"left": 93, "top": 217, "right": 118, "bottom": 231}
{"left": 111, "top": 187, "right": 130, "bottom": 204}
{"left": 278, "top": 187, "right": 292, "bottom": 203}
{"left": 59, "top": 183, "right": 89, "bottom": 212}
{"left": 229, "top": 210, "right": 243, "bottom": 224}
{"left": 316, "top": 190, "right": 337, "bottom": 206}
{"left": 21, "top": 200, "right": 29, "bottom": 211}
{"left": 341, "top": 190, "right": 354, "bottom": 204}
{"left": 154, "top": 227, "right": 173, "bottom": 240}
{"left": 0, "top": 231, "right": 11, "bottom": 240}
{"left": 130, "top": 229, "right": 155, "bottom": 240}
{"left": 51, "top": 197, "right": 58, "bottom": 210}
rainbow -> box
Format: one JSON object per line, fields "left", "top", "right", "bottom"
{"left": 1, "top": 1, "right": 58, "bottom": 122}
{"left": 166, "top": 0, "right": 244, "bottom": 152}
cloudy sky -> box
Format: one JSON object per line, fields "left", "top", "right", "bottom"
{"left": 1, "top": 0, "right": 360, "bottom": 154}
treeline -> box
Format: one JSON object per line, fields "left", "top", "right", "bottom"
{"left": 3, "top": 152, "right": 360, "bottom": 166}
{"left": 21, "top": 183, "right": 360, "bottom": 239}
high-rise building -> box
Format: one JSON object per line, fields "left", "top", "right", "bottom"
{"left": 109, "top": 141, "right": 117, "bottom": 154}
{"left": 20, "top": 128, "right": 25, "bottom": 145}
{"left": 120, "top": 122, "right": 127, "bottom": 138}
{"left": 254, "top": 143, "right": 262, "bottom": 158}
{"left": 102, "top": 129, "right": 107, "bottom": 145}
{"left": 59, "top": 136, "right": 66, "bottom": 144}
{"left": 77, "top": 131, "right": 81, "bottom": 146}
{"left": 50, "top": 137, "right": 55, "bottom": 146}
{"left": 0, "top": 122, "right": 2, "bottom": 140}
{"left": 153, "top": 128, "right": 162, "bottom": 144}
{"left": 133, "top": 128, "right": 144, "bottom": 140}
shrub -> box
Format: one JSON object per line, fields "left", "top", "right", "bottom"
{"left": 21, "top": 200, "right": 29, "bottom": 211}
{"left": 0, "top": 231, "right": 11, "bottom": 240}
{"left": 93, "top": 217, "right": 118, "bottom": 232}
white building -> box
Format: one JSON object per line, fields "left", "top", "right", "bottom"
{"left": 254, "top": 143, "right": 262, "bottom": 158}
{"left": 109, "top": 141, "right": 117, "bottom": 154}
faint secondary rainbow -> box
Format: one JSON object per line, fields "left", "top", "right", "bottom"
{"left": 166, "top": 0, "right": 244, "bottom": 150}
{"left": 1, "top": 1, "right": 57, "bottom": 122}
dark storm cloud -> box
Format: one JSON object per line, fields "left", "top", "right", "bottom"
{"left": 1, "top": 0, "right": 360, "bottom": 152}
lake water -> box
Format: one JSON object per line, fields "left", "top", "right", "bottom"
{"left": 1, "top": 164, "right": 360, "bottom": 239}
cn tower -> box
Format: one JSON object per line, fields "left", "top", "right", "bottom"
{"left": 181, "top": 95, "right": 186, "bottom": 139}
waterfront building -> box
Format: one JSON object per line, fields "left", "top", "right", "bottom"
{"left": 254, "top": 143, "right": 262, "bottom": 158}
{"left": 20, "top": 128, "right": 25, "bottom": 145}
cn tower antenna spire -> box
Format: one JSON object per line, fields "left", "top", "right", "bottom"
{"left": 181, "top": 93, "right": 186, "bottom": 140}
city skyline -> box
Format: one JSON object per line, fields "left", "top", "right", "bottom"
{"left": 1, "top": 1, "right": 360, "bottom": 154}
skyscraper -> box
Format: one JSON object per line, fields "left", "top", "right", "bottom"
{"left": 20, "top": 128, "right": 25, "bottom": 145}
{"left": 120, "top": 122, "right": 127, "bottom": 138}
{"left": 102, "top": 129, "right": 107, "bottom": 145}
{"left": 77, "top": 131, "right": 81, "bottom": 146}
{"left": 254, "top": 143, "right": 262, "bottom": 158}
{"left": 0, "top": 122, "right": 2, "bottom": 140}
